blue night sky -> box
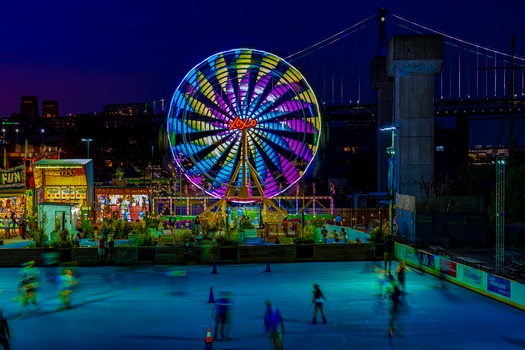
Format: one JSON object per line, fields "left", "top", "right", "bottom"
{"left": 1, "top": 0, "right": 524, "bottom": 118}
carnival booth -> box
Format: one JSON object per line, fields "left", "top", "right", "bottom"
{"left": 37, "top": 202, "right": 79, "bottom": 240}
{"left": 33, "top": 159, "right": 94, "bottom": 236}
{"left": 95, "top": 187, "right": 150, "bottom": 222}
{"left": 0, "top": 165, "right": 26, "bottom": 237}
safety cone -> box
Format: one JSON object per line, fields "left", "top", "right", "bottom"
{"left": 207, "top": 286, "right": 215, "bottom": 303}
{"left": 264, "top": 259, "right": 272, "bottom": 272}
{"left": 211, "top": 261, "right": 218, "bottom": 274}
{"left": 204, "top": 328, "right": 213, "bottom": 349}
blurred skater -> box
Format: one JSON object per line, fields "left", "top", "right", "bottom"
{"left": 0, "top": 311, "right": 10, "bottom": 350}
{"left": 212, "top": 291, "right": 233, "bottom": 340}
{"left": 165, "top": 269, "right": 187, "bottom": 295}
{"left": 311, "top": 284, "right": 327, "bottom": 324}
{"left": 386, "top": 276, "right": 402, "bottom": 337}
{"left": 17, "top": 261, "right": 40, "bottom": 307}
{"left": 384, "top": 235, "right": 395, "bottom": 274}
{"left": 374, "top": 264, "right": 389, "bottom": 298}
{"left": 264, "top": 299, "right": 285, "bottom": 350}
{"left": 396, "top": 260, "right": 410, "bottom": 295}
{"left": 57, "top": 267, "right": 77, "bottom": 309}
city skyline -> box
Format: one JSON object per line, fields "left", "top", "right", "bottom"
{"left": 1, "top": 0, "right": 525, "bottom": 117}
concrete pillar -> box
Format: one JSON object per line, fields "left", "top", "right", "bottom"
{"left": 387, "top": 35, "right": 443, "bottom": 196}
{"left": 372, "top": 56, "right": 393, "bottom": 193}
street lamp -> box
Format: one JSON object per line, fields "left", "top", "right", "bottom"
{"left": 379, "top": 126, "right": 398, "bottom": 237}
{"left": 41, "top": 128, "right": 45, "bottom": 146}
{"left": 81, "top": 138, "right": 94, "bottom": 159}
{"left": 15, "top": 129, "right": 19, "bottom": 145}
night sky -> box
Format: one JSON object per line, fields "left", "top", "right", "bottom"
{"left": 1, "top": 0, "right": 524, "bottom": 117}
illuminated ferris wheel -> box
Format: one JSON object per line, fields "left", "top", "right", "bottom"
{"left": 167, "top": 48, "right": 321, "bottom": 199}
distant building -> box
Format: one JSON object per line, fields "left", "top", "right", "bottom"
{"left": 103, "top": 103, "right": 149, "bottom": 116}
{"left": 468, "top": 146, "right": 509, "bottom": 165}
{"left": 20, "top": 96, "right": 39, "bottom": 118}
{"left": 42, "top": 100, "right": 59, "bottom": 117}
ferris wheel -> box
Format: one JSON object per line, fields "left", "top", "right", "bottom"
{"left": 167, "top": 48, "right": 321, "bottom": 199}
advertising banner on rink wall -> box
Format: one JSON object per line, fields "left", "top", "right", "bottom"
{"left": 394, "top": 243, "right": 524, "bottom": 310}
{"left": 0, "top": 165, "right": 25, "bottom": 189}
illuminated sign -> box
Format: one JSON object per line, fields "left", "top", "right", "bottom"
{"left": 228, "top": 116, "right": 257, "bottom": 131}
{"left": 0, "top": 165, "right": 25, "bottom": 189}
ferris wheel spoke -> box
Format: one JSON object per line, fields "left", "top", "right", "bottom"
{"left": 168, "top": 48, "right": 321, "bottom": 198}
{"left": 252, "top": 130, "right": 312, "bottom": 165}
{"left": 194, "top": 70, "right": 237, "bottom": 118}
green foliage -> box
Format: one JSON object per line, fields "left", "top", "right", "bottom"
{"left": 54, "top": 217, "right": 61, "bottom": 231}
{"left": 309, "top": 217, "right": 326, "bottom": 228}
{"left": 292, "top": 235, "right": 316, "bottom": 244}
{"left": 100, "top": 218, "right": 138, "bottom": 238}
{"left": 180, "top": 229, "right": 194, "bottom": 242}
{"left": 83, "top": 225, "right": 94, "bottom": 239}
{"left": 369, "top": 223, "right": 389, "bottom": 243}
{"left": 49, "top": 229, "right": 73, "bottom": 248}
{"left": 202, "top": 220, "right": 219, "bottom": 234}
{"left": 135, "top": 232, "right": 156, "bottom": 246}
{"left": 112, "top": 210, "right": 122, "bottom": 221}
{"left": 239, "top": 216, "right": 255, "bottom": 229}
{"left": 215, "top": 232, "right": 240, "bottom": 246}
{"left": 130, "top": 222, "right": 148, "bottom": 235}
{"left": 301, "top": 224, "right": 315, "bottom": 237}
{"left": 29, "top": 212, "right": 48, "bottom": 248}
{"left": 145, "top": 213, "right": 162, "bottom": 230}
{"left": 293, "top": 224, "right": 317, "bottom": 244}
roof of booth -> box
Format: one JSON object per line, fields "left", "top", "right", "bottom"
{"left": 34, "top": 159, "right": 91, "bottom": 167}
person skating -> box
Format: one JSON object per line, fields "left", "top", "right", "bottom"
{"left": 212, "top": 291, "right": 233, "bottom": 340}
{"left": 18, "top": 260, "right": 40, "bottom": 307}
{"left": 57, "top": 267, "right": 77, "bottom": 309}
{"left": 396, "top": 260, "right": 410, "bottom": 295}
{"left": 0, "top": 311, "right": 10, "bottom": 350}
{"left": 264, "top": 299, "right": 285, "bottom": 350}
{"left": 311, "top": 284, "right": 327, "bottom": 324}
{"left": 384, "top": 235, "right": 395, "bottom": 274}
{"left": 386, "top": 276, "right": 402, "bottom": 337}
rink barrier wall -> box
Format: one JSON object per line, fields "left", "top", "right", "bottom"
{"left": 0, "top": 243, "right": 377, "bottom": 267}
{"left": 394, "top": 243, "right": 525, "bottom": 311}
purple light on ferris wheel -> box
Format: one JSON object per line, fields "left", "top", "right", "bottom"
{"left": 167, "top": 48, "right": 321, "bottom": 199}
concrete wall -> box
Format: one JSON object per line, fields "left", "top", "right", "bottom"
{"left": 396, "top": 194, "right": 486, "bottom": 248}
{"left": 387, "top": 35, "right": 444, "bottom": 196}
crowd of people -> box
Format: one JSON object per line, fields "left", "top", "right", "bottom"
{"left": 0, "top": 252, "right": 413, "bottom": 349}
{"left": 0, "top": 220, "right": 410, "bottom": 349}
{"left": 1, "top": 211, "right": 27, "bottom": 240}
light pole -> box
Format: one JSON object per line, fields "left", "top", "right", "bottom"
{"left": 15, "top": 129, "right": 19, "bottom": 145}
{"left": 81, "top": 138, "right": 93, "bottom": 159}
{"left": 41, "top": 128, "right": 45, "bottom": 146}
{"left": 379, "top": 126, "right": 398, "bottom": 237}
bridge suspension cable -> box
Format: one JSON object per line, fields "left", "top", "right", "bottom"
{"left": 285, "top": 13, "right": 376, "bottom": 62}
{"left": 389, "top": 13, "right": 525, "bottom": 63}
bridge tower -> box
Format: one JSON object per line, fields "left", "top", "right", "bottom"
{"left": 386, "top": 35, "right": 444, "bottom": 196}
